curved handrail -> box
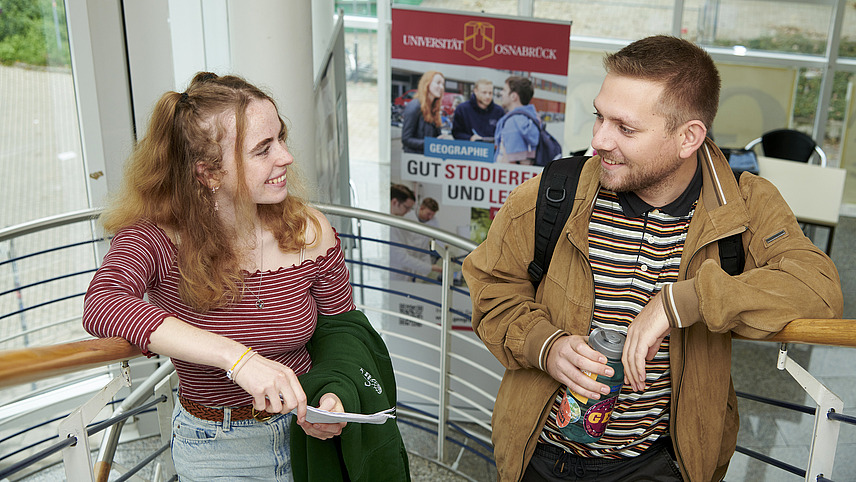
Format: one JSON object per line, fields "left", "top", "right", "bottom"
{"left": 0, "top": 204, "right": 480, "bottom": 252}
{"left": 0, "top": 208, "right": 102, "bottom": 242}
{"left": 0, "top": 337, "right": 141, "bottom": 389}
{"left": 314, "top": 202, "right": 480, "bottom": 252}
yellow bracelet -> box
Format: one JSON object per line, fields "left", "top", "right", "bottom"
{"left": 226, "top": 347, "right": 253, "bottom": 381}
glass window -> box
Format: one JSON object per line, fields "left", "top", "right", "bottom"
{"left": 839, "top": 0, "right": 856, "bottom": 59}
{"left": 0, "top": 0, "right": 87, "bottom": 228}
{"left": 0, "top": 1, "right": 93, "bottom": 357}
{"left": 710, "top": 62, "right": 801, "bottom": 148}
{"left": 536, "top": 0, "right": 674, "bottom": 39}
{"left": 405, "top": 0, "right": 518, "bottom": 16}
{"left": 683, "top": 0, "right": 834, "bottom": 56}
{"left": 345, "top": 27, "right": 380, "bottom": 170}
{"left": 837, "top": 71, "right": 856, "bottom": 205}
{"left": 336, "top": 0, "right": 379, "bottom": 17}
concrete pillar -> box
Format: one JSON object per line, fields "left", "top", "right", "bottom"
{"left": 228, "top": 0, "right": 318, "bottom": 183}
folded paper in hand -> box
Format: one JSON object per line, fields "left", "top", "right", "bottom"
{"left": 303, "top": 406, "right": 396, "bottom": 424}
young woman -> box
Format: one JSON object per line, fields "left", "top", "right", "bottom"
{"left": 400, "top": 70, "right": 453, "bottom": 153}
{"left": 83, "top": 72, "right": 354, "bottom": 480}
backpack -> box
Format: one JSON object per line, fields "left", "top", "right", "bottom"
{"left": 528, "top": 156, "right": 745, "bottom": 289}
{"left": 509, "top": 109, "right": 563, "bottom": 167}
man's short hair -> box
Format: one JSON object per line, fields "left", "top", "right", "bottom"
{"left": 391, "top": 183, "right": 415, "bottom": 203}
{"left": 421, "top": 197, "right": 439, "bottom": 212}
{"left": 474, "top": 79, "right": 493, "bottom": 90}
{"left": 505, "top": 76, "right": 534, "bottom": 105}
{"left": 603, "top": 35, "right": 720, "bottom": 132}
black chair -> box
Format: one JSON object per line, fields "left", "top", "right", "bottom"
{"left": 744, "top": 129, "right": 827, "bottom": 167}
{"left": 746, "top": 129, "right": 833, "bottom": 249}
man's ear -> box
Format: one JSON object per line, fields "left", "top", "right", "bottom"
{"left": 678, "top": 120, "right": 708, "bottom": 159}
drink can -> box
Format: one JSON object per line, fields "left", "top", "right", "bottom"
{"left": 555, "top": 328, "right": 625, "bottom": 443}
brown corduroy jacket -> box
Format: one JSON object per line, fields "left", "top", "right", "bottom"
{"left": 462, "top": 139, "right": 843, "bottom": 481}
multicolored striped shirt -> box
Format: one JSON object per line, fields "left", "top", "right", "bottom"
{"left": 83, "top": 221, "right": 355, "bottom": 407}
{"left": 539, "top": 186, "right": 696, "bottom": 458}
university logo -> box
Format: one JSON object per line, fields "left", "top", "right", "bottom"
{"left": 463, "top": 21, "right": 495, "bottom": 61}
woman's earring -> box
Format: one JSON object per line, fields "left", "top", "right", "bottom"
{"left": 212, "top": 186, "right": 219, "bottom": 212}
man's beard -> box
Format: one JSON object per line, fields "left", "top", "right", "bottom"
{"left": 599, "top": 154, "right": 684, "bottom": 195}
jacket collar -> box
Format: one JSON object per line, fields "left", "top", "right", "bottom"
{"left": 568, "top": 138, "right": 749, "bottom": 247}
{"left": 692, "top": 138, "right": 750, "bottom": 238}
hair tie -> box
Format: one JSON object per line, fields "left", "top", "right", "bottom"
{"left": 180, "top": 92, "right": 189, "bottom": 102}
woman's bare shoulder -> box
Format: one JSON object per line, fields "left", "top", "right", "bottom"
{"left": 304, "top": 206, "right": 337, "bottom": 255}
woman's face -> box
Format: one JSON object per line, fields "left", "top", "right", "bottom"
{"left": 428, "top": 74, "right": 445, "bottom": 100}
{"left": 215, "top": 98, "right": 294, "bottom": 216}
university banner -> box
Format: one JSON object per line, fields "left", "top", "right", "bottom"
{"left": 385, "top": 7, "right": 571, "bottom": 415}
{"left": 392, "top": 8, "right": 570, "bottom": 76}
{"left": 390, "top": 6, "right": 571, "bottom": 244}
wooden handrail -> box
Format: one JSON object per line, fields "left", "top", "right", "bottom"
{"left": 0, "top": 337, "right": 141, "bottom": 389}
{"left": 733, "top": 319, "right": 856, "bottom": 347}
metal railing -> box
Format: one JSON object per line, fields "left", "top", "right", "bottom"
{"left": 1, "top": 206, "right": 855, "bottom": 481}
{"left": 0, "top": 206, "right": 495, "bottom": 481}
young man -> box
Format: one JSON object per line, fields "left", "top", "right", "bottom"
{"left": 463, "top": 36, "right": 842, "bottom": 482}
{"left": 452, "top": 79, "right": 505, "bottom": 142}
{"left": 494, "top": 76, "right": 540, "bottom": 164}
{"left": 389, "top": 185, "right": 440, "bottom": 281}
{"left": 414, "top": 197, "right": 439, "bottom": 227}
{"left": 390, "top": 183, "right": 415, "bottom": 217}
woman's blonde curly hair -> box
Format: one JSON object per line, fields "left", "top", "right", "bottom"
{"left": 101, "top": 72, "right": 319, "bottom": 311}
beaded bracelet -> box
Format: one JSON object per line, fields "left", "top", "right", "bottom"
{"left": 228, "top": 352, "right": 257, "bottom": 383}
{"left": 226, "top": 347, "right": 253, "bottom": 381}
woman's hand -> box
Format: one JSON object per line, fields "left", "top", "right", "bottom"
{"left": 231, "top": 353, "right": 308, "bottom": 420}
{"left": 297, "top": 392, "right": 347, "bottom": 440}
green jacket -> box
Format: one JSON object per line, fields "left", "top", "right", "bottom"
{"left": 462, "top": 138, "right": 843, "bottom": 481}
{"left": 290, "top": 310, "right": 411, "bottom": 482}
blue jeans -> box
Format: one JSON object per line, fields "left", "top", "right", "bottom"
{"left": 170, "top": 401, "right": 294, "bottom": 481}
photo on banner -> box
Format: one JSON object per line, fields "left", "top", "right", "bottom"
{"left": 388, "top": 5, "right": 572, "bottom": 276}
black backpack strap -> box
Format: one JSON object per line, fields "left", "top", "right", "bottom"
{"left": 718, "top": 232, "right": 745, "bottom": 276}
{"left": 528, "top": 156, "right": 589, "bottom": 288}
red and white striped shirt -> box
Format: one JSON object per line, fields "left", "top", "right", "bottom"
{"left": 83, "top": 221, "right": 355, "bottom": 406}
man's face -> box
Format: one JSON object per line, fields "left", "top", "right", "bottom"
{"left": 417, "top": 206, "right": 436, "bottom": 223}
{"left": 474, "top": 83, "right": 494, "bottom": 110}
{"left": 591, "top": 73, "right": 687, "bottom": 200}
{"left": 499, "top": 82, "right": 513, "bottom": 110}
{"left": 391, "top": 198, "right": 414, "bottom": 216}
